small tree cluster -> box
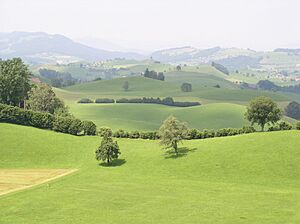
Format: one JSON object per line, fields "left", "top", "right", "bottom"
{"left": 142, "top": 68, "right": 165, "bottom": 81}
{"left": 211, "top": 62, "right": 229, "bottom": 75}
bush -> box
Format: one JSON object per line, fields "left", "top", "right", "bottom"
{"left": 98, "top": 127, "right": 112, "bottom": 137}
{"left": 82, "top": 121, "right": 97, "bottom": 135}
{"left": 116, "top": 97, "right": 200, "bottom": 107}
{"left": 95, "top": 98, "right": 115, "bottom": 103}
{"left": 296, "top": 122, "right": 300, "bottom": 130}
{"left": 68, "top": 119, "right": 83, "bottom": 135}
{"left": 30, "top": 111, "right": 54, "bottom": 129}
{"left": 78, "top": 98, "right": 93, "bottom": 103}
{"left": 0, "top": 103, "right": 95, "bottom": 136}
{"left": 53, "top": 117, "right": 73, "bottom": 134}
{"left": 113, "top": 129, "right": 128, "bottom": 138}
{"left": 128, "top": 130, "right": 140, "bottom": 139}
{"left": 268, "top": 121, "right": 293, "bottom": 131}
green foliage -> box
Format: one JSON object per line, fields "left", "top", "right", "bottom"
{"left": 78, "top": 98, "right": 94, "bottom": 103}
{"left": 285, "top": 101, "right": 300, "bottom": 120}
{"left": 0, "top": 58, "right": 32, "bottom": 106}
{"left": 159, "top": 116, "right": 188, "bottom": 154}
{"left": 98, "top": 127, "right": 113, "bottom": 137}
{"left": 296, "top": 122, "right": 300, "bottom": 130}
{"left": 115, "top": 97, "right": 200, "bottom": 107}
{"left": 268, "top": 121, "right": 293, "bottom": 131}
{"left": 0, "top": 103, "right": 95, "bottom": 135}
{"left": 143, "top": 68, "right": 165, "bottom": 81}
{"left": 181, "top": 83, "right": 192, "bottom": 92}
{"left": 27, "top": 83, "right": 67, "bottom": 114}
{"left": 95, "top": 129, "right": 120, "bottom": 164}
{"left": 211, "top": 62, "right": 229, "bottom": 75}
{"left": 95, "top": 98, "right": 115, "bottom": 103}
{"left": 122, "top": 81, "right": 129, "bottom": 91}
{"left": 82, "top": 121, "right": 97, "bottom": 135}
{"left": 245, "top": 96, "right": 282, "bottom": 131}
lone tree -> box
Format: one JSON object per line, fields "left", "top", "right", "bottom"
{"left": 159, "top": 116, "right": 188, "bottom": 155}
{"left": 0, "top": 58, "right": 32, "bottom": 106}
{"left": 176, "top": 65, "right": 181, "bottom": 71}
{"left": 122, "top": 81, "right": 129, "bottom": 91}
{"left": 245, "top": 96, "right": 282, "bottom": 131}
{"left": 181, "top": 83, "right": 192, "bottom": 92}
{"left": 95, "top": 129, "right": 120, "bottom": 164}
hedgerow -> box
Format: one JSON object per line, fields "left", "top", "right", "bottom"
{"left": 0, "top": 103, "right": 96, "bottom": 136}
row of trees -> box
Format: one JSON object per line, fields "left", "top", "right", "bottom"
{"left": 78, "top": 97, "right": 200, "bottom": 107}
{"left": 142, "top": 68, "right": 165, "bottom": 81}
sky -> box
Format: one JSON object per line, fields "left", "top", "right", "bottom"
{"left": 1, "top": 0, "right": 300, "bottom": 52}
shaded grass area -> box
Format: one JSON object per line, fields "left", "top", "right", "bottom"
{"left": 0, "top": 123, "right": 300, "bottom": 223}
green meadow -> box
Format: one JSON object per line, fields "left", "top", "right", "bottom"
{"left": 53, "top": 71, "right": 294, "bottom": 131}
{"left": 1, "top": 123, "right": 299, "bottom": 224}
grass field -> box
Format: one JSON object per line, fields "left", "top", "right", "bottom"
{"left": 0, "top": 123, "right": 299, "bottom": 224}
{"left": 69, "top": 103, "right": 249, "bottom": 131}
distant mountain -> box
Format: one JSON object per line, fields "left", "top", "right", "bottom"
{"left": 151, "top": 46, "right": 258, "bottom": 64}
{"left": 274, "top": 48, "right": 300, "bottom": 54}
{"left": 0, "top": 32, "right": 145, "bottom": 64}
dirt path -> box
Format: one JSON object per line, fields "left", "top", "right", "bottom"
{"left": 0, "top": 169, "right": 78, "bottom": 196}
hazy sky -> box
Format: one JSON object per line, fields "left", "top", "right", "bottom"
{"left": 1, "top": 0, "right": 300, "bottom": 51}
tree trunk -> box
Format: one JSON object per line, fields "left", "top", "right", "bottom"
{"left": 261, "top": 124, "right": 265, "bottom": 132}
{"left": 173, "top": 141, "right": 178, "bottom": 155}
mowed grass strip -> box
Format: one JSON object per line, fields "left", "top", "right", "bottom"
{"left": 0, "top": 169, "right": 77, "bottom": 196}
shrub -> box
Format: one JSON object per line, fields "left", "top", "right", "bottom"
{"left": 53, "top": 117, "right": 73, "bottom": 134}
{"left": 128, "top": 130, "right": 140, "bottom": 139}
{"left": 68, "top": 119, "right": 83, "bottom": 135}
{"left": 95, "top": 98, "right": 115, "bottom": 103}
{"left": 82, "top": 121, "right": 97, "bottom": 135}
{"left": 78, "top": 98, "right": 93, "bottom": 103}
{"left": 0, "top": 103, "right": 95, "bottom": 136}
{"left": 98, "top": 127, "right": 112, "bottom": 137}
{"left": 30, "top": 111, "right": 54, "bottom": 129}
{"left": 268, "top": 121, "right": 293, "bottom": 131}
{"left": 296, "top": 122, "right": 300, "bottom": 130}
{"left": 113, "top": 129, "right": 128, "bottom": 138}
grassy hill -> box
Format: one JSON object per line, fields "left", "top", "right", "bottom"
{"left": 69, "top": 103, "right": 249, "bottom": 131}
{"left": 1, "top": 123, "right": 299, "bottom": 223}
{"left": 54, "top": 74, "right": 294, "bottom": 131}
{"left": 60, "top": 76, "right": 289, "bottom": 103}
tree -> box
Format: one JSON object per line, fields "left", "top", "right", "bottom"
{"left": 176, "top": 65, "right": 181, "bottom": 71}
{"left": 95, "top": 129, "right": 121, "bottom": 164}
{"left": 157, "top": 72, "right": 165, "bottom": 81}
{"left": 159, "top": 116, "right": 188, "bottom": 155}
{"left": 26, "top": 83, "right": 68, "bottom": 114}
{"left": 285, "top": 101, "right": 300, "bottom": 120}
{"left": 0, "top": 58, "right": 32, "bottom": 106}
{"left": 122, "top": 81, "right": 129, "bottom": 91}
{"left": 245, "top": 96, "right": 282, "bottom": 131}
{"left": 181, "top": 83, "right": 192, "bottom": 92}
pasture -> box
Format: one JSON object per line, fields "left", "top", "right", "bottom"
{"left": 1, "top": 123, "right": 299, "bottom": 224}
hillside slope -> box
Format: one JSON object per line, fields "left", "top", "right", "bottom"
{"left": 0, "top": 123, "right": 299, "bottom": 223}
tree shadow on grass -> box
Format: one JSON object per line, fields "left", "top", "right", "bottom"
{"left": 164, "top": 147, "right": 197, "bottom": 159}
{"left": 99, "top": 159, "right": 126, "bottom": 167}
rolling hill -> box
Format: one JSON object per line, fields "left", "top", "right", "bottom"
{"left": 1, "top": 123, "right": 299, "bottom": 223}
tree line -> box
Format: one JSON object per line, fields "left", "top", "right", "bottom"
{"left": 78, "top": 97, "right": 200, "bottom": 107}
{"left": 142, "top": 68, "right": 165, "bottom": 81}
